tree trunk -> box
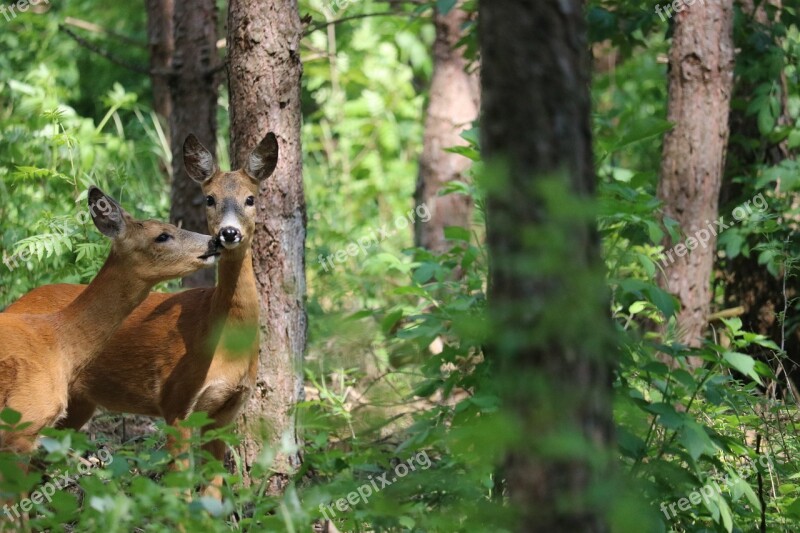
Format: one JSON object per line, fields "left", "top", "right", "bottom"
{"left": 480, "top": 1, "right": 613, "bottom": 531}
{"left": 414, "top": 3, "right": 479, "bottom": 252}
{"left": 145, "top": 0, "right": 173, "bottom": 122}
{"left": 657, "top": 0, "right": 735, "bottom": 348}
{"left": 169, "top": 0, "right": 219, "bottom": 287}
{"left": 227, "top": 0, "right": 306, "bottom": 493}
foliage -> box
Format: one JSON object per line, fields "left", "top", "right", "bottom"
{"left": 2, "top": 0, "right": 800, "bottom": 532}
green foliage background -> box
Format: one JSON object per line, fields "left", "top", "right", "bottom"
{"left": 1, "top": 0, "right": 800, "bottom": 532}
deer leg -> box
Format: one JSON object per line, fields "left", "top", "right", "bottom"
{"left": 55, "top": 395, "right": 96, "bottom": 431}
{"left": 200, "top": 435, "right": 227, "bottom": 500}
{"left": 165, "top": 418, "right": 193, "bottom": 472}
{"left": 198, "top": 388, "right": 250, "bottom": 499}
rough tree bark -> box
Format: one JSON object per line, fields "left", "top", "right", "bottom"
{"left": 481, "top": 1, "right": 613, "bottom": 530}
{"left": 657, "top": 0, "right": 735, "bottom": 348}
{"left": 227, "top": 0, "right": 306, "bottom": 492}
{"left": 169, "top": 0, "right": 219, "bottom": 287}
{"left": 414, "top": 2, "right": 479, "bottom": 252}
{"left": 144, "top": 0, "right": 173, "bottom": 122}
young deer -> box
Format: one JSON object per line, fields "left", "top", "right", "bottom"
{"left": 6, "top": 133, "right": 279, "bottom": 495}
{"left": 0, "top": 187, "right": 219, "bottom": 453}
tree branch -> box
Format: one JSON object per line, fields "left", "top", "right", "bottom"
{"left": 60, "top": 25, "right": 224, "bottom": 79}
{"left": 63, "top": 17, "right": 146, "bottom": 48}
{"left": 59, "top": 25, "right": 150, "bottom": 75}
{"left": 303, "top": 11, "right": 421, "bottom": 36}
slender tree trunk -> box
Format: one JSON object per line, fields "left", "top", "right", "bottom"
{"left": 145, "top": 0, "right": 173, "bottom": 122}
{"left": 169, "top": 0, "right": 219, "bottom": 287}
{"left": 414, "top": 3, "right": 479, "bottom": 252}
{"left": 481, "top": 1, "right": 613, "bottom": 531}
{"left": 227, "top": 0, "right": 306, "bottom": 493}
{"left": 657, "top": 0, "right": 735, "bottom": 348}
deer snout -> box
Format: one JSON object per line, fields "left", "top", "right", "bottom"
{"left": 220, "top": 227, "right": 243, "bottom": 247}
{"left": 198, "top": 238, "right": 222, "bottom": 262}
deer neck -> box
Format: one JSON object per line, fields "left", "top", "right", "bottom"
{"left": 212, "top": 247, "right": 259, "bottom": 324}
{"left": 54, "top": 251, "right": 152, "bottom": 374}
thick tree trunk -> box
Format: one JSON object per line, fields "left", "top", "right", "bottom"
{"left": 414, "top": 3, "right": 479, "bottom": 252}
{"left": 480, "top": 1, "right": 613, "bottom": 531}
{"left": 169, "top": 0, "right": 219, "bottom": 287}
{"left": 227, "top": 0, "right": 306, "bottom": 493}
{"left": 657, "top": 0, "right": 735, "bottom": 348}
{"left": 145, "top": 0, "right": 173, "bottom": 122}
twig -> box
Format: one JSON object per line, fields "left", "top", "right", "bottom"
{"left": 707, "top": 306, "right": 746, "bottom": 321}
{"left": 60, "top": 25, "right": 150, "bottom": 75}
{"left": 63, "top": 17, "right": 146, "bottom": 48}
{"left": 756, "top": 434, "right": 767, "bottom": 533}
{"left": 60, "top": 25, "right": 223, "bottom": 79}
{"left": 304, "top": 11, "right": 419, "bottom": 36}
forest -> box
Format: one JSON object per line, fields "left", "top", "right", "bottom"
{"left": 1, "top": 0, "right": 800, "bottom": 531}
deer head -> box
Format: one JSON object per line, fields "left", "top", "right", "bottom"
{"left": 88, "top": 187, "right": 220, "bottom": 282}
{"left": 182, "top": 133, "right": 279, "bottom": 252}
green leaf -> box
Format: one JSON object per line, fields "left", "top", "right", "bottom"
{"left": 398, "top": 516, "right": 416, "bottom": 529}
{"left": 413, "top": 262, "right": 436, "bottom": 284}
{"left": 645, "top": 220, "right": 664, "bottom": 244}
{"left": 436, "top": 0, "right": 458, "bottom": 14}
{"left": 722, "top": 351, "right": 763, "bottom": 385}
{"left": 758, "top": 103, "right": 776, "bottom": 135}
{"left": 617, "top": 279, "right": 678, "bottom": 319}
{"left": 180, "top": 411, "right": 215, "bottom": 428}
{"left": 609, "top": 118, "right": 674, "bottom": 154}
{"left": 720, "top": 317, "right": 742, "bottom": 335}
{"left": 628, "top": 301, "right": 647, "bottom": 315}
{"left": 717, "top": 494, "right": 734, "bottom": 533}
{"left": 191, "top": 496, "right": 225, "bottom": 517}
{"left": 0, "top": 408, "right": 22, "bottom": 425}
{"left": 784, "top": 497, "right": 800, "bottom": 518}
{"left": 381, "top": 309, "right": 404, "bottom": 335}
{"left": 678, "top": 421, "right": 717, "bottom": 460}
{"left": 444, "top": 226, "right": 471, "bottom": 242}
{"left": 645, "top": 402, "right": 686, "bottom": 430}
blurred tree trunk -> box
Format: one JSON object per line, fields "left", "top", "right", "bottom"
{"left": 169, "top": 0, "right": 219, "bottom": 287}
{"left": 414, "top": 3, "right": 479, "bottom": 252}
{"left": 481, "top": 1, "right": 614, "bottom": 530}
{"left": 657, "top": 0, "right": 735, "bottom": 350}
{"left": 227, "top": 0, "right": 306, "bottom": 493}
{"left": 144, "top": 0, "right": 173, "bottom": 122}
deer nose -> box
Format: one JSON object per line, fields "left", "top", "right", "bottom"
{"left": 220, "top": 227, "right": 241, "bottom": 244}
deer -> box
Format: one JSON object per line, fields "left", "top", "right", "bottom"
{"left": 5, "top": 132, "right": 280, "bottom": 497}
{"left": 0, "top": 187, "right": 220, "bottom": 455}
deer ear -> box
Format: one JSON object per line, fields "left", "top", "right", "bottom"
{"left": 184, "top": 134, "right": 218, "bottom": 183}
{"left": 88, "top": 187, "right": 127, "bottom": 239}
{"left": 244, "top": 132, "right": 279, "bottom": 182}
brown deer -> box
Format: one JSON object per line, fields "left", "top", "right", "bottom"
{"left": 0, "top": 187, "right": 219, "bottom": 454}
{"left": 5, "top": 133, "right": 279, "bottom": 496}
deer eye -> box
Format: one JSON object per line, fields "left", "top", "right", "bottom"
{"left": 245, "top": 196, "right": 255, "bottom": 207}
{"left": 206, "top": 196, "right": 216, "bottom": 207}
{"left": 155, "top": 233, "right": 172, "bottom": 243}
